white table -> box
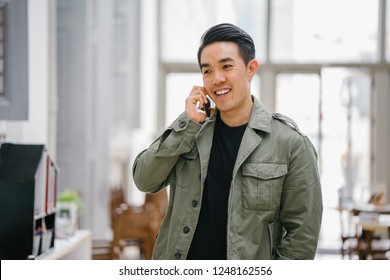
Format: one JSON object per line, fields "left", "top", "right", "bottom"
{"left": 37, "top": 229, "right": 92, "bottom": 260}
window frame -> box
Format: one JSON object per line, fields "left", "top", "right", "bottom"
{"left": 0, "top": 0, "right": 29, "bottom": 120}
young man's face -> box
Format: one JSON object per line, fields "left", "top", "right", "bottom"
{"left": 200, "top": 41, "right": 258, "bottom": 118}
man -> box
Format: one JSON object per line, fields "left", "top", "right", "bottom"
{"left": 132, "top": 23, "right": 322, "bottom": 260}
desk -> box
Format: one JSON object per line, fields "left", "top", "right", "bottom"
{"left": 352, "top": 204, "right": 390, "bottom": 215}
{"left": 37, "top": 230, "right": 92, "bottom": 260}
{"left": 337, "top": 204, "right": 390, "bottom": 259}
{"left": 355, "top": 214, "right": 390, "bottom": 259}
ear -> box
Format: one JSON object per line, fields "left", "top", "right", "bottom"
{"left": 247, "top": 59, "right": 259, "bottom": 80}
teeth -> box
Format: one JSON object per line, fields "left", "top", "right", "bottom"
{"left": 215, "top": 89, "right": 230, "bottom": 95}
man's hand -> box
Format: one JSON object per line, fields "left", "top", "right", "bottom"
{"left": 185, "top": 86, "right": 212, "bottom": 123}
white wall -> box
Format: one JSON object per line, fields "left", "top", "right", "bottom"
{"left": 2, "top": 0, "right": 57, "bottom": 158}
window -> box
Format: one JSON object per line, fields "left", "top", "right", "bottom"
{"left": 275, "top": 68, "right": 372, "bottom": 243}
{"left": 166, "top": 73, "right": 203, "bottom": 126}
{"left": 0, "top": 0, "right": 29, "bottom": 120}
{"left": 161, "top": 0, "right": 267, "bottom": 62}
{"left": 0, "top": 3, "right": 7, "bottom": 99}
{"left": 387, "top": 0, "right": 390, "bottom": 61}
{"left": 321, "top": 68, "right": 371, "bottom": 205}
{"left": 271, "top": 0, "right": 379, "bottom": 62}
{"left": 0, "top": 4, "right": 5, "bottom": 98}
{"left": 275, "top": 73, "right": 320, "bottom": 149}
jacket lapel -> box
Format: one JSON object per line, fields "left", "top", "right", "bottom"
{"left": 195, "top": 117, "right": 215, "bottom": 186}
{"left": 233, "top": 97, "right": 273, "bottom": 178}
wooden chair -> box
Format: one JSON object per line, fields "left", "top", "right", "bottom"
{"left": 355, "top": 218, "right": 390, "bottom": 259}
{"left": 91, "top": 188, "right": 127, "bottom": 260}
{"left": 338, "top": 206, "right": 390, "bottom": 260}
{"left": 111, "top": 189, "right": 168, "bottom": 260}
{"left": 92, "top": 239, "right": 112, "bottom": 260}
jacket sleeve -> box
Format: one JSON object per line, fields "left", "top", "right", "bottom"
{"left": 276, "top": 136, "right": 323, "bottom": 260}
{"left": 132, "top": 112, "right": 202, "bottom": 193}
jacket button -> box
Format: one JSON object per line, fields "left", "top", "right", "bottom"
{"left": 191, "top": 200, "right": 198, "bottom": 207}
{"left": 174, "top": 252, "right": 182, "bottom": 259}
{"left": 183, "top": 226, "right": 190, "bottom": 234}
{"left": 179, "top": 120, "right": 186, "bottom": 128}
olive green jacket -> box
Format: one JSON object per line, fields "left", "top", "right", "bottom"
{"left": 132, "top": 96, "right": 323, "bottom": 260}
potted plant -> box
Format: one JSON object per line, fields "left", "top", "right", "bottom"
{"left": 56, "top": 189, "right": 83, "bottom": 238}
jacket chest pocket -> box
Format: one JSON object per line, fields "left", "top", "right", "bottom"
{"left": 241, "top": 163, "right": 287, "bottom": 210}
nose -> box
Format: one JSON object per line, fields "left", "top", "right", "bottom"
{"left": 212, "top": 70, "right": 226, "bottom": 85}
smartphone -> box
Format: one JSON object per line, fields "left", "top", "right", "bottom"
{"left": 202, "top": 96, "right": 212, "bottom": 117}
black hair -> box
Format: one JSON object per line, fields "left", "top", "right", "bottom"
{"left": 197, "top": 23, "right": 256, "bottom": 67}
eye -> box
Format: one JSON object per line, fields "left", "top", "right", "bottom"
{"left": 223, "top": 64, "right": 233, "bottom": 69}
{"left": 203, "top": 69, "right": 211, "bottom": 75}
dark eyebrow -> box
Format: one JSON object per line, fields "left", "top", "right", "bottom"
{"left": 200, "top": 57, "right": 235, "bottom": 69}
{"left": 219, "top": 57, "right": 235, "bottom": 63}
{"left": 200, "top": 63, "right": 210, "bottom": 69}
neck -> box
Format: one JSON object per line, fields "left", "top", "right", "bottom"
{"left": 220, "top": 101, "right": 253, "bottom": 127}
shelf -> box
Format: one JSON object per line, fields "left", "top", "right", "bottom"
{"left": 37, "top": 229, "right": 92, "bottom": 260}
{"left": 0, "top": 143, "right": 59, "bottom": 259}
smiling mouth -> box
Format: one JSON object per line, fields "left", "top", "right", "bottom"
{"left": 214, "top": 89, "right": 230, "bottom": 96}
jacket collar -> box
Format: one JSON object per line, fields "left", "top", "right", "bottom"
{"left": 247, "top": 95, "right": 272, "bottom": 133}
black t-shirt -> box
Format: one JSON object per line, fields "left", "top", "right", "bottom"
{"left": 187, "top": 113, "right": 247, "bottom": 260}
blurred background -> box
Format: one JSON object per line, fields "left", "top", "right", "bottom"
{"left": 0, "top": 0, "right": 390, "bottom": 259}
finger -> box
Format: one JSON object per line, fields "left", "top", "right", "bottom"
{"left": 198, "top": 88, "right": 210, "bottom": 108}
{"left": 189, "top": 87, "right": 207, "bottom": 108}
{"left": 199, "top": 87, "right": 209, "bottom": 104}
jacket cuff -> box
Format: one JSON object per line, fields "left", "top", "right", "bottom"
{"left": 170, "top": 112, "right": 202, "bottom": 139}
